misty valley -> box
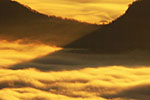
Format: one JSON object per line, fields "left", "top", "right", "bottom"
{"left": 0, "top": 0, "right": 150, "bottom": 100}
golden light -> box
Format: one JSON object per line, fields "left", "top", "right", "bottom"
{"left": 15, "top": 0, "right": 134, "bottom": 24}
{"left": 0, "top": 40, "right": 61, "bottom": 68}
{"left": 0, "top": 0, "right": 149, "bottom": 100}
{"left": 0, "top": 66, "right": 150, "bottom": 100}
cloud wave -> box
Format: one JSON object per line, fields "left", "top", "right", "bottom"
{"left": 15, "top": 0, "right": 134, "bottom": 24}
{"left": 0, "top": 41, "right": 150, "bottom": 100}
{"left": 0, "top": 40, "right": 61, "bottom": 68}
{"left": 0, "top": 66, "right": 150, "bottom": 100}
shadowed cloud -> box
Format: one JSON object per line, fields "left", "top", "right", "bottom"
{"left": 0, "top": 0, "right": 150, "bottom": 100}
{"left": 9, "top": 49, "right": 150, "bottom": 71}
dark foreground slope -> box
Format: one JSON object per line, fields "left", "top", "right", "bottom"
{"left": 0, "top": 0, "right": 99, "bottom": 46}
{"left": 66, "top": 0, "right": 150, "bottom": 53}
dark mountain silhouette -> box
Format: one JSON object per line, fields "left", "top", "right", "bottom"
{"left": 0, "top": 0, "right": 99, "bottom": 46}
{"left": 66, "top": 0, "right": 150, "bottom": 53}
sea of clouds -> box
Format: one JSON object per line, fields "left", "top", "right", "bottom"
{"left": 0, "top": 41, "right": 150, "bottom": 100}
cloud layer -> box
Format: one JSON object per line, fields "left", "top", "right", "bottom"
{"left": 15, "top": 0, "right": 134, "bottom": 24}
{"left": 0, "top": 40, "right": 61, "bottom": 68}
{"left": 0, "top": 41, "right": 150, "bottom": 100}
{"left": 0, "top": 66, "right": 150, "bottom": 100}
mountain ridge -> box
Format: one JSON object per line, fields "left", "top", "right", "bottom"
{"left": 65, "top": 0, "right": 150, "bottom": 53}
{"left": 0, "top": 0, "right": 99, "bottom": 46}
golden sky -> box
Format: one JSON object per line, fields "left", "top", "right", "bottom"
{"left": 15, "top": 0, "right": 134, "bottom": 24}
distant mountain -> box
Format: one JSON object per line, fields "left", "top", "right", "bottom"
{"left": 0, "top": 0, "right": 99, "bottom": 46}
{"left": 66, "top": 0, "right": 150, "bottom": 53}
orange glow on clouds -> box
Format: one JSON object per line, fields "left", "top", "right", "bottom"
{"left": 0, "top": 40, "right": 61, "bottom": 68}
{"left": 0, "top": 66, "right": 150, "bottom": 100}
{"left": 15, "top": 0, "right": 134, "bottom": 24}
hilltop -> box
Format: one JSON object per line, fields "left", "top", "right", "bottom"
{"left": 0, "top": 0, "right": 99, "bottom": 46}
{"left": 66, "top": 0, "right": 150, "bottom": 53}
